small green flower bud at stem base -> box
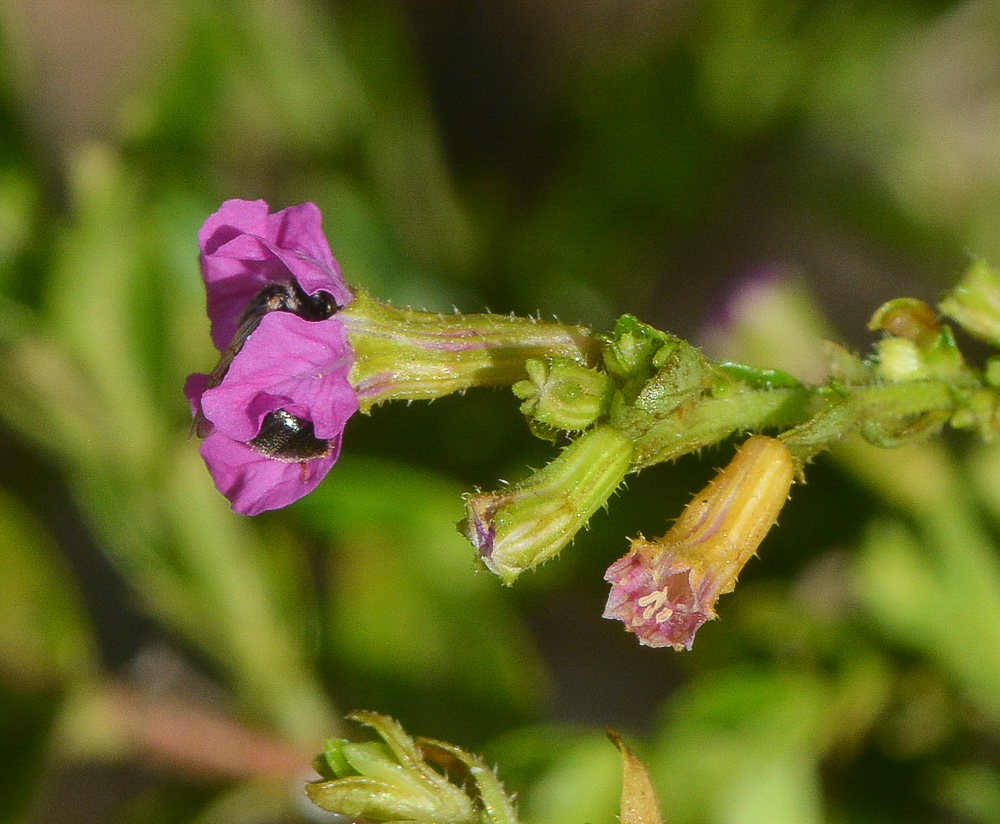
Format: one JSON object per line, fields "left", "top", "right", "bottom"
{"left": 939, "top": 259, "right": 1000, "bottom": 348}
{"left": 868, "top": 297, "right": 940, "bottom": 349}
{"left": 513, "top": 358, "right": 612, "bottom": 434}
{"left": 462, "top": 426, "right": 634, "bottom": 585}
{"left": 306, "top": 711, "right": 479, "bottom": 824}
{"left": 604, "top": 435, "right": 794, "bottom": 650}
{"left": 870, "top": 298, "right": 969, "bottom": 384}
{"left": 601, "top": 315, "right": 676, "bottom": 385}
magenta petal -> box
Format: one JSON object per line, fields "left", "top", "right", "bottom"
{"left": 198, "top": 199, "right": 270, "bottom": 256}
{"left": 199, "top": 313, "right": 358, "bottom": 442}
{"left": 183, "top": 372, "right": 210, "bottom": 419}
{"left": 263, "top": 202, "right": 349, "bottom": 298}
{"left": 200, "top": 432, "right": 340, "bottom": 515}
{"left": 603, "top": 551, "right": 713, "bottom": 650}
{"left": 198, "top": 199, "right": 353, "bottom": 350}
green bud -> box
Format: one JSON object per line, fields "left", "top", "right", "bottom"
{"left": 307, "top": 712, "right": 522, "bottom": 824}
{"left": 461, "top": 426, "right": 634, "bottom": 584}
{"left": 513, "top": 358, "right": 612, "bottom": 434}
{"left": 873, "top": 319, "right": 968, "bottom": 384}
{"left": 601, "top": 317, "right": 708, "bottom": 438}
{"left": 868, "top": 297, "right": 940, "bottom": 348}
{"left": 307, "top": 712, "right": 478, "bottom": 824}
{"left": 600, "top": 316, "right": 680, "bottom": 390}
{"left": 870, "top": 296, "right": 970, "bottom": 385}
{"left": 939, "top": 259, "right": 1000, "bottom": 348}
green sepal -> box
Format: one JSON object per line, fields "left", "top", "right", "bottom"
{"left": 314, "top": 737, "right": 355, "bottom": 779}
{"left": 418, "top": 739, "right": 520, "bottom": 824}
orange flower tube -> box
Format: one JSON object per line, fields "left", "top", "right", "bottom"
{"left": 603, "top": 435, "right": 794, "bottom": 649}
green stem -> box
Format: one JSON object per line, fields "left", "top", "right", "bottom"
{"left": 629, "top": 386, "right": 814, "bottom": 470}
{"left": 629, "top": 377, "right": 963, "bottom": 471}
{"left": 780, "top": 379, "right": 958, "bottom": 459}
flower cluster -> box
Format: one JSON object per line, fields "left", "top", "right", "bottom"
{"left": 183, "top": 200, "right": 821, "bottom": 651}
{"left": 185, "top": 200, "right": 359, "bottom": 515}
{"left": 306, "top": 712, "right": 660, "bottom": 824}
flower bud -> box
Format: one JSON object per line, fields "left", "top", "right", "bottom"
{"left": 604, "top": 435, "right": 794, "bottom": 649}
{"left": 307, "top": 712, "right": 477, "bottom": 824}
{"left": 939, "top": 259, "right": 1000, "bottom": 348}
{"left": 462, "top": 426, "right": 634, "bottom": 584}
{"left": 600, "top": 316, "right": 700, "bottom": 403}
{"left": 513, "top": 358, "right": 612, "bottom": 434}
{"left": 869, "top": 297, "right": 967, "bottom": 384}
{"left": 868, "top": 297, "right": 940, "bottom": 349}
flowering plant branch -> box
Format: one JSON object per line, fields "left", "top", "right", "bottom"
{"left": 182, "top": 199, "right": 1000, "bottom": 821}
{"left": 186, "top": 200, "right": 1000, "bottom": 654}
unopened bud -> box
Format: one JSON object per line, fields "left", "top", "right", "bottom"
{"left": 513, "top": 358, "right": 612, "bottom": 434}
{"left": 868, "top": 297, "right": 940, "bottom": 349}
{"left": 939, "top": 259, "right": 1000, "bottom": 348}
{"left": 462, "top": 426, "right": 634, "bottom": 584}
{"left": 307, "top": 712, "right": 477, "bottom": 824}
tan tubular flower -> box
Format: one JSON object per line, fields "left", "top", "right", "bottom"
{"left": 603, "top": 435, "right": 794, "bottom": 650}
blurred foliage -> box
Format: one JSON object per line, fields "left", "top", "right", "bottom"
{"left": 2, "top": 0, "right": 1000, "bottom": 822}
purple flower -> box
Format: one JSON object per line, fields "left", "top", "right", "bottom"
{"left": 186, "top": 200, "right": 359, "bottom": 515}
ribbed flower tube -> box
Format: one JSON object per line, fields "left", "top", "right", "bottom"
{"left": 604, "top": 435, "right": 794, "bottom": 649}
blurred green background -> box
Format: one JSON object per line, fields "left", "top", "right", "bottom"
{"left": 3, "top": 0, "right": 1000, "bottom": 821}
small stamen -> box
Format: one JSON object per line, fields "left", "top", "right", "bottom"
{"left": 638, "top": 589, "right": 669, "bottom": 621}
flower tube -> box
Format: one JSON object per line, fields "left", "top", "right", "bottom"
{"left": 603, "top": 435, "right": 794, "bottom": 649}
{"left": 463, "top": 426, "right": 634, "bottom": 584}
